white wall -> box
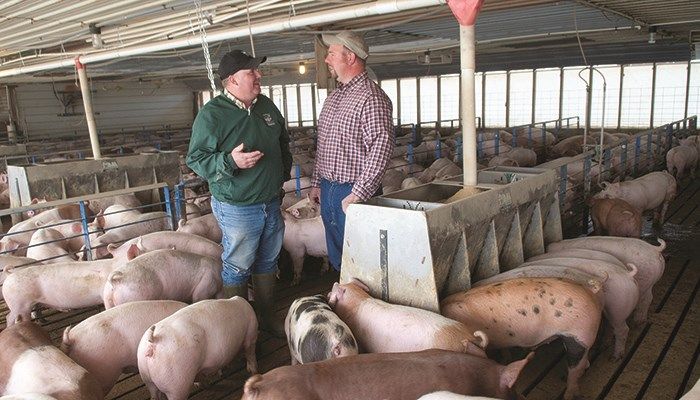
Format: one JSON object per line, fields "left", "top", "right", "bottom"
{"left": 14, "top": 79, "right": 194, "bottom": 140}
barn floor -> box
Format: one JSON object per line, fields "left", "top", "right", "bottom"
{"left": 0, "top": 178, "right": 697, "bottom": 400}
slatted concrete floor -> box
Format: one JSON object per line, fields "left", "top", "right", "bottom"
{"left": 0, "top": 179, "right": 697, "bottom": 400}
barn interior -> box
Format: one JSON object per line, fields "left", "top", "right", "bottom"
{"left": 0, "top": 1, "right": 698, "bottom": 399}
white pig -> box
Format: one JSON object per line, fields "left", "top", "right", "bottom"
{"left": 3, "top": 259, "right": 122, "bottom": 326}
{"left": 176, "top": 213, "right": 222, "bottom": 243}
{"left": 61, "top": 300, "right": 187, "bottom": 395}
{"left": 548, "top": 237, "right": 666, "bottom": 324}
{"left": 107, "top": 231, "right": 222, "bottom": 261}
{"left": 328, "top": 280, "right": 487, "bottom": 357}
{"left": 594, "top": 171, "right": 677, "bottom": 224}
{"left": 282, "top": 211, "right": 329, "bottom": 285}
{"left": 137, "top": 297, "right": 258, "bottom": 400}
{"left": 102, "top": 248, "right": 223, "bottom": 308}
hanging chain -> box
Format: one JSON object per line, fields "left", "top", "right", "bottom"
{"left": 245, "top": 0, "right": 256, "bottom": 57}
{"left": 194, "top": 0, "right": 217, "bottom": 93}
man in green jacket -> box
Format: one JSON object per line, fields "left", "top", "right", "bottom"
{"left": 187, "top": 50, "right": 292, "bottom": 336}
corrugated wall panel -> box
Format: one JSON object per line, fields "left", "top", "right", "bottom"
{"left": 14, "top": 80, "right": 193, "bottom": 139}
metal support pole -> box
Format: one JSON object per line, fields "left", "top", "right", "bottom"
{"left": 163, "top": 186, "right": 174, "bottom": 230}
{"left": 650, "top": 63, "right": 657, "bottom": 129}
{"left": 437, "top": 75, "right": 442, "bottom": 126}
{"left": 505, "top": 71, "right": 510, "bottom": 128}
{"left": 558, "top": 67, "right": 564, "bottom": 123}
{"left": 460, "top": 24, "right": 478, "bottom": 186}
{"left": 531, "top": 69, "right": 537, "bottom": 125}
{"left": 617, "top": 65, "right": 624, "bottom": 131}
{"left": 684, "top": 61, "right": 691, "bottom": 122}
{"left": 75, "top": 58, "right": 102, "bottom": 159}
{"left": 78, "top": 200, "right": 93, "bottom": 261}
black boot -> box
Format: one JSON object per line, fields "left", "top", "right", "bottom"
{"left": 252, "top": 272, "right": 285, "bottom": 338}
{"left": 221, "top": 284, "right": 248, "bottom": 300}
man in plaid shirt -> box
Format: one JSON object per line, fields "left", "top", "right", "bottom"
{"left": 310, "top": 30, "right": 394, "bottom": 272}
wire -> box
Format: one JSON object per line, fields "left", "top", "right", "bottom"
{"left": 245, "top": 0, "right": 256, "bottom": 57}
{"left": 193, "top": 0, "right": 217, "bottom": 94}
{"left": 573, "top": 5, "right": 589, "bottom": 66}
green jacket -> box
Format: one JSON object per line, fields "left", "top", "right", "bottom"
{"left": 186, "top": 94, "right": 292, "bottom": 205}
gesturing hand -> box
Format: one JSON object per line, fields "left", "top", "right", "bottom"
{"left": 231, "top": 143, "right": 263, "bottom": 169}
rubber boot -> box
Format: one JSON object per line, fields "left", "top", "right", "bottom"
{"left": 252, "top": 272, "right": 285, "bottom": 338}
{"left": 221, "top": 284, "right": 248, "bottom": 300}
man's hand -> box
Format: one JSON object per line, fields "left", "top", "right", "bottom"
{"left": 309, "top": 187, "right": 321, "bottom": 205}
{"left": 341, "top": 193, "right": 361, "bottom": 213}
{"left": 231, "top": 143, "right": 263, "bottom": 169}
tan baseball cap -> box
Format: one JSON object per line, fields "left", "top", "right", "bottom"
{"left": 322, "top": 31, "right": 369, "bottom": 60}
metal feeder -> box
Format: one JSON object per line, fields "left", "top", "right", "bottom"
{"left": 6, "top": 151, "right": 180, "bottom": 223}
{"left": 340, "top": 167, "right": 562, "bottom": 313}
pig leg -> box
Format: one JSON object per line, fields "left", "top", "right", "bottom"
{"left": 562, "top": 335, "right": 590, "bottom": 400}
{"left": 244, "top": 316, "right": 259, "bottom": 374}
{"left": 632, "top": 291, "right": 653, "bottom": 325}
{"left": 289, "top": 250, "right": 305, "bottom": 286}
{"left": 4, "top": 298, "right": 32, "bottom": 326}
{"left": 320, "top": 257, "right": 330, "bottom": 273}
{"left": 610, "top": 321, "right": 630, "bottom": 361}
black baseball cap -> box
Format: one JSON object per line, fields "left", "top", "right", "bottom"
{"left": 218, "top": 50, "right": 267, "bottom": 81}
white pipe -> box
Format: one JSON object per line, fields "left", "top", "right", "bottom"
{"left": 460, "top": 24, "right": 477, "bottom": 186}
{"left": 102, "top": 0, "right": 285, "bottom": 50}
{"left": 75, "top": 59, "right": 102, "bottom": 160}
{"left": 0, "top": 0, "right": 164, "bottom": 51}
{"left": 0, "top": 0, "right": 446, "bottom": 78}
{"left": 0, "top": 0, "right": 63, "bottom": 24}
{"left": 0, "top": 0, "right": 103, "bottom": 37}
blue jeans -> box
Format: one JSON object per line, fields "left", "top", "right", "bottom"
{"left": 319, "top": 179, "right": 354, "bottom": 272}
{"left": 211, "top": 196, "right": 285, "bottom": 286}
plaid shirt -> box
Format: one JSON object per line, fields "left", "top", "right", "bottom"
{"left": 311, "top": 71, "right": 394, "bottom": 200}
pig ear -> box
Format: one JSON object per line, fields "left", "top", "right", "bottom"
{"left": 327, "top": 283, "right": 342, "bottom": 307}
{"left": 126, "top": 244, "right": 140, "bottom": 260}
{"left": 243, "top": 375, "right": 264, "bottom": 397}
{"left": 331, "top": 341, "right": 342, "bottom": 357}
{"left": 500, "top": 352, "right": 534, "bottom": 391}
{"left": 348, "top": 278, "right": 370, "bottom": 293}
{"left": 177, "top": 219, "right": 187, "bottom": 229}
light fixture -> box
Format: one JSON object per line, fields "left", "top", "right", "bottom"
{"left": 89, "top": 23, "right": 103, "bottom": 49}
{"left": 648, "top": 26, "right": 657, "bottom": 44}
{"left": 298, "top": 62, "right": 306, "bottom": 75}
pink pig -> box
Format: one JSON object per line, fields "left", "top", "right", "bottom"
{"left": 588, "top": 197, "right": 642, "bottom": 238}
{"left": 106, "top": 231, "right": 222, "bottom": 261}
{"left": 441, "top": 277, "right": 603, "bottom": 400}
{"left": 548, "top": 236, "right": 666, "bottom": 324}
{"left": 137, "top": 297, "right": 258, "bottom": 400}
{"left": 61, "top": 300, "right": 187, "bottom": 396}
{"left": 328, "top": 281, "right": 487, "bottom": 357}
{"left": 102, "top": 248, "right": 223, "bottom": 308}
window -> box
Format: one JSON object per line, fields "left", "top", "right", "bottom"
{"left": 380, "top": 79, "right": 399, "bottom": 124}
{"left": 484, "top": 72, "right": 506, "bottom": 127}
{"left": 440, "top": 74, "right": 460, "bottom": 127}
{"left": 561, "top": 67, "right": 588, "bottom": 129}
{"left": 509, "top": 70, "right": 533, "bottom": 126}
{"left": 591, "top": 65, "right": 621, "bottom": 128}
{"left": 399, "top": 78, "right": 418, "bottom": 125}
{"left": 419, "top": 77, "right": 438, "bottom": 127}
{"left": 285, "top": 86, "right": 299, "bottom": 127}
{"left": 653, "top": 63, "right": 688, "bottom": 126}
{"left": 299, "top": 84, "right": 314, "bottom": 126}
{"left": 271, "top": 85, "right": 285, "bottom": 119}
{"left": 535, "top": 68, "right": 560, "bottom": 123}
{"left": 620, "top": 64, "right": 653, "bottom": 128}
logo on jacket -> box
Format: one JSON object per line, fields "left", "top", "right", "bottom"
{"left": 262, "top": 113, "right": 276, "bottom": 126}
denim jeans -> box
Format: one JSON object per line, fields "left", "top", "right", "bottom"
{"left": 319, "top": 179, "right": 354, "bottom": 271}
{"left": 211, "top": 196, "right": 285, "bottom": 286}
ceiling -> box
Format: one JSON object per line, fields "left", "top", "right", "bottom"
{"left": 0, "top": 0, "right": 697, "bottom": 85}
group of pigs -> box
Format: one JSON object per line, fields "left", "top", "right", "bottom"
{"left": 0, "top": 193, "right": 259, "bottom": 398}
